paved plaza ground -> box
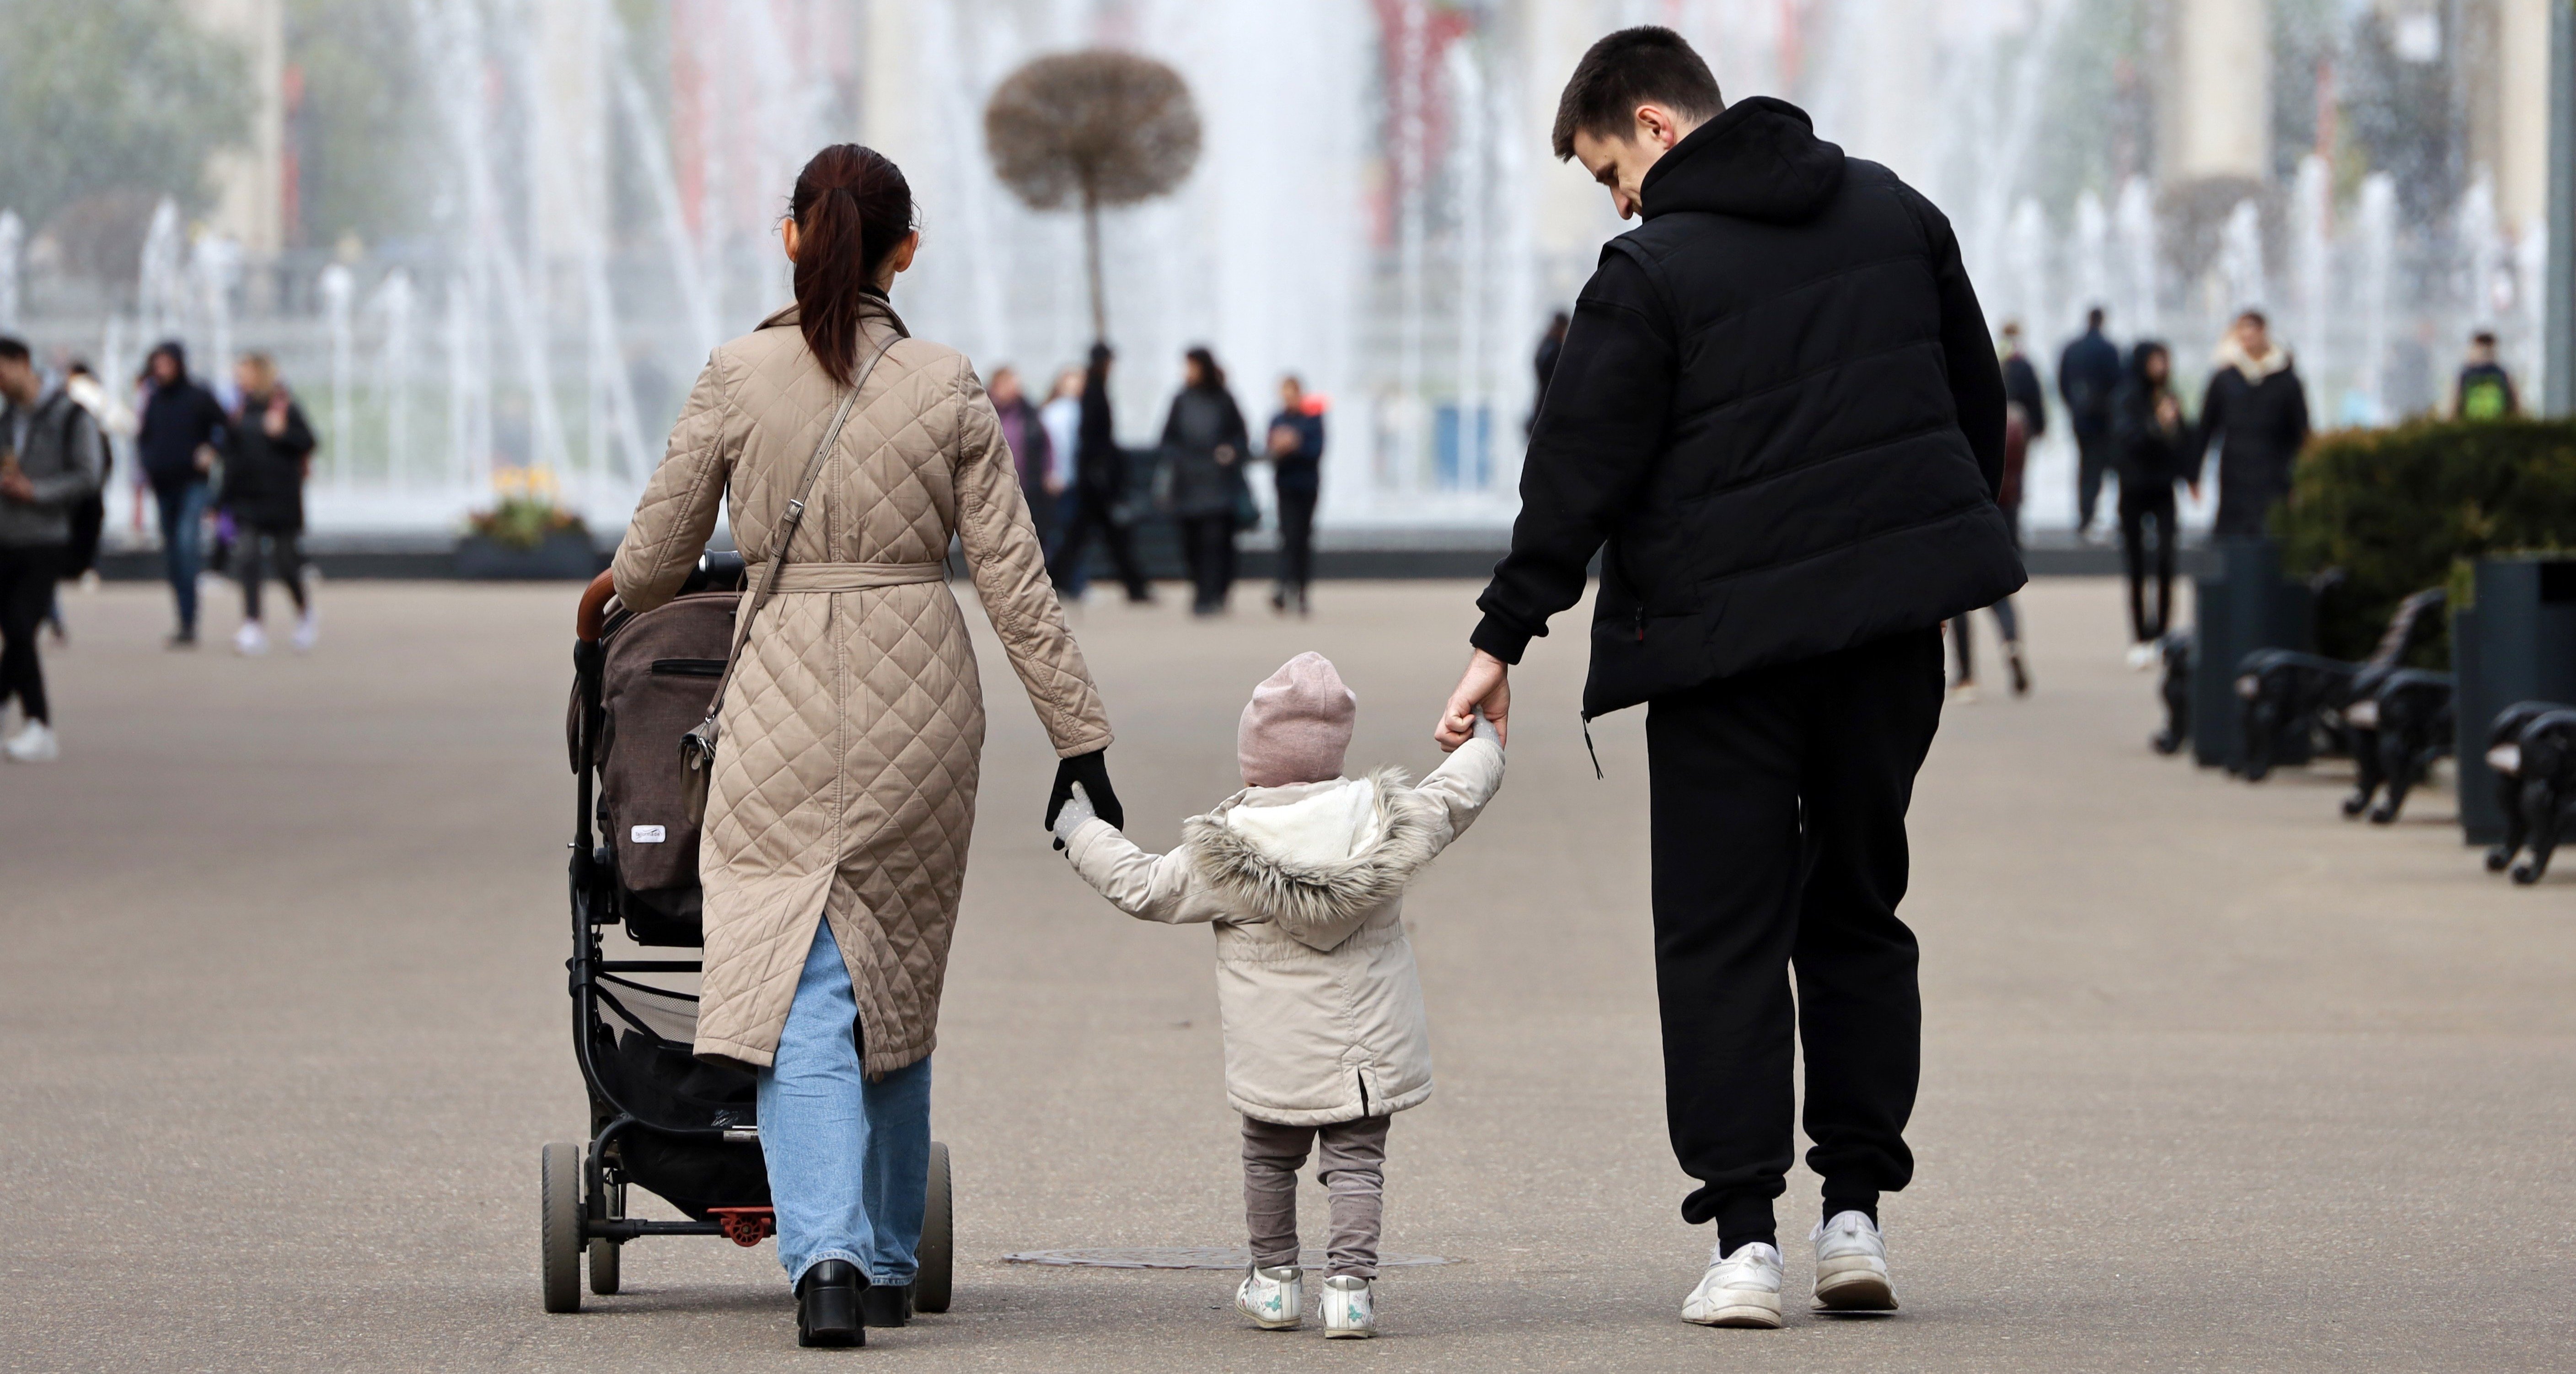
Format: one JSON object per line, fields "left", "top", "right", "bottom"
{"left": 4, "top": 576, "right": 2572, "bottom": 1372}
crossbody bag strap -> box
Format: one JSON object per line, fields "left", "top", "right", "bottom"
{"left": 700, "top": 332, "right": 901, "bottom": 723}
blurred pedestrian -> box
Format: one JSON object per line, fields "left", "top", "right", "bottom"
{"left": 2114, "top": 341, "right": 2195, "bottom": 667}
{"left": 2057, "top": 306, "right": 2120, "bottom": 539}
{"left": 1265, "top": 374, "right": 1324, "bottom": 616}
{"left": 47, "top": 361, "right": 131, "bottom": 644}
{"left": 1161, "top": 345, "right": 1250, "bottom": 616}
{"left": 0, "top": 336, "right": 106, "bottom": 762}
{"left": 1528, "top": 311, "right": 1569, "bottom": 435}
{"left": 2194, "top": 310, "right": 2309, "bottom": 539}
{"left": 218, "top": 353, "right": 319, "bottom": 656}
{"left": 2451, "top": 330, "right": 2518, "bottom": 420}
{"left": 1948, "top": 353, "right": 2034, "bottom": 702}
{"left": 1046, "top": 344, "right": 1153, "bottom": 603}
{"left": 1039, "top": 367, "right": 1083, "bottom": 573}
{"left": 134, "top": 341, "right": 227, "bottom": 647}
{"left": 1999, "top": 321, "right": 2047, "bottom": 446}
{"left": 987, "top": 366, "right": 1056, "bottom": 550}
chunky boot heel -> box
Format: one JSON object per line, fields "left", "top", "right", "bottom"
{"left": 797, "top": 1259, "right": 866, "bottom": 1347}
{"left": 861, "top": 1282, "right": 913, "bottom": 1327}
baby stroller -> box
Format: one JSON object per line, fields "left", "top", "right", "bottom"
{"left": 544, "top": 555, "right": 954, "bottom": 1314}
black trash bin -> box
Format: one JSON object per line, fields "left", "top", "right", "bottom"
{"left": 2453, "top": 555, "right": 2576, "bottom": 844}
{"left": 2190, "top": 537, "right": 2318, "bottom": 770}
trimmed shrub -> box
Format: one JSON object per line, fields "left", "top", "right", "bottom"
{"left": 2278, "top": 418, "right": 2576, "bottom": 664}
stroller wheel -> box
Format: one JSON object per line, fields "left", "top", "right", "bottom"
{"left": 541, "top": 1142, "right": 584, "bottom": 1313}
{"left": 915, "top": 1140, "right": 953, "bottom": 1314}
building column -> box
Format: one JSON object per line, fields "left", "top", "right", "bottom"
{"left": 184, "top": 0, "right": 285, "bottom": 256}
{"left": 2160, "top": 0, "right": 2271, "bottom": 185}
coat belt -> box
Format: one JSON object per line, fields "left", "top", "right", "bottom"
{"left": 762, "top": 560, "right": 948, "bottom": 593}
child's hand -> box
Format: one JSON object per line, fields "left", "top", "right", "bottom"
{"left": 1471, "top": 709, "right": 1500, "bottom": 749}
{"left": 1051, "top": 781, "right": 1099, "bottom": 851}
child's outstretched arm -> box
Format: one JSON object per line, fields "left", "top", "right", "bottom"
{"left": 1052, "top": 784, "right": 1212, "bottom": 925}
{"left": 1409, "top": 711, "right": 1506, "bottom": 856}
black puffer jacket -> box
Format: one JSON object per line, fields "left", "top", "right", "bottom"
{"left": 1471, "top": 97, "right": 2024, "bottom": 717}
{"left": 218, "top": 390, "right": 317, "bottom": 531}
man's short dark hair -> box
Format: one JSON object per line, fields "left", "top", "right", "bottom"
{"left": 1551, "top": 27, "right": 1723, "bottom": 161}
{"left": 2087, "top": 306, "right": 2106, "bottom": 329}
{"left": 0, "top": 336, "right": 29, "bottom": 366}
{"left": 2473, "top": 329, "right": 2498, "bottom": 347}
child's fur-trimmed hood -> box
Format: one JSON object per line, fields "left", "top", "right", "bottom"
{"left": 1182, "top": 766, "right": 1446, "bottom": 952}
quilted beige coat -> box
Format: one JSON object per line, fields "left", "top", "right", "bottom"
{"left": 1058, "top": 737, "right": 1504, "bottom": 1126}
{"left": 612, "top": 298, "right": 1111, "bottom": 1077}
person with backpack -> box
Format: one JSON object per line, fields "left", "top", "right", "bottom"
{"left": 1434, "top": 27, "right": 2021, "bottom": 1329}
{"left": 2452, "top": 331, "right": 2519, "bottom": 420}
{"left": 1161, "top": 346, "right": 1252, "bottom": 617}
{"left": 0, "top": 336, "right": 105, "bottom": 762}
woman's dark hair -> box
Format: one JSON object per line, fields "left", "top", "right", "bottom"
{"left": 1184, "top": 346, "right": 1226, "bottom": 393}
{"left": 2130, "top": 340, "right": 2169, "bottom": 377}
{"left": 789, "top": 144, "right": 917, "bottom": 386}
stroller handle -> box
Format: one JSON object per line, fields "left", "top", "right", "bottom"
{"left": 577, "top": 570, "right": 618, "bottom": 642}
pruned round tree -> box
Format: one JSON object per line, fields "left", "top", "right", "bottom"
{"left": 984, "top": 50, "right": 1202, "bottom": 341}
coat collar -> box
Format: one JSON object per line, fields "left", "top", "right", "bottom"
{"left": 757, "top": 290, "right": 909, "bottom": 339}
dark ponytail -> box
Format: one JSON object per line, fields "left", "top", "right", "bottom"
{"left": 789, "top": 144, "right": 917, "bottom": 386}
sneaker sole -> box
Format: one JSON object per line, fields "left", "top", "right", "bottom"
{"left": 1685, "top": 1302, "right": 1783, "bottom": 1329}
{"left": 1324, "top": 1327, "right": 1375, "bottom": 1339}
{"left": 1237, "top": 1307, "right": 1301, "bottom": 1331}
{"left": 1812, "top": 1266, "right": 1897, "bottom": 1312}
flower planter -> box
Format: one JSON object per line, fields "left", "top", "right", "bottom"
{"left": 454, "top": 531, "right": 601, "bottom": 580}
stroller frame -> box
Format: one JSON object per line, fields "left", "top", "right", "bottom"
{"left": 543, "top": 560, "right": 953, "bottom": 1315}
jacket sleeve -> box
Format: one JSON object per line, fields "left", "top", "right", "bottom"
{"left": 28, "top": 405, "right": 102, "bottom": 505}
{"left": 953, "top": 361, "right": 1115, "bottom": 757}
{"left": 1916, "top": 198, "right": 2007, "bottom": 499}
{"left": 1469, "top": 248, "right": 1675, "bottom": 664}
{"left": 1061, "top": 818, "right": 1210, "bottom": 924}
{"left": 1406, "top": 738, "right": 1505, "bottom": 857}
{"left": 2192, "top": 372, "right": 2226, "bottom": 487}
{"left": 278, "top": 403, "right": 318, "bottom": 462}
{"left": 612, "top": 354, "right": 739, "bottom": 614}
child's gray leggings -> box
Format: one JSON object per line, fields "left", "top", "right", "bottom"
{"left": 1241, "top": 1113, "right": 1391, "bottom": 1278}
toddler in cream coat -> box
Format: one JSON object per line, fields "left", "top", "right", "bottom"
{"left": 1050, "top": 651, "right": 1504, "bottom": 1338}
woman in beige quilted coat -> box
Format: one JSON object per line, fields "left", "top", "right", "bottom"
{"left": 610, "top": 145, "right": 1119, "bottom": 1345}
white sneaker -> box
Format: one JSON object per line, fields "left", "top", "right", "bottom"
{"left": 1948, "top": 680, "right": 1979, "bottom": 705}
{"left": 1810, "top": 1210, "right": 1897, "bottom": 1311}
{"left": 3, "top": 719, "right": 60, "bottom": 763}
{"left": 292, "top": 611, "right": 320, "bottom": 653}
{"left": 1235, "top": 1265, "right": 1303, "bottom": 1331}
{"left": 1681, "top": 1241, "right": 1782, "bottom": 1328}
{"left": 2126, "top": 642, "right": 2158, "bottom": 671}
{"left": 234, "top": 622, "right": 268, "bottom": 656}
{"left": 1320, "top": 1275, "right": 1375, "bottom": 1339}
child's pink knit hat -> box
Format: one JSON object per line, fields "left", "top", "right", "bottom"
{"left": 1238, "top": 652, "right": 1357, "bottom": 787}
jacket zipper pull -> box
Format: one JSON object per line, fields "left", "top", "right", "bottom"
{"left": 1582, "top": 715, "right": 1604, "bottom": 781}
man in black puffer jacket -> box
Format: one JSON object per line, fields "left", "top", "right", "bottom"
{"left": 1434, "top": 27, "right": 2023, "bottom": 1326}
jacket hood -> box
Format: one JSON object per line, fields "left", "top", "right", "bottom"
{"left": 2216, "top": 334, "right": 2293, "bottom": 382}
{"left": 1639, "top": 97, "right": 1846, "bottom": 224}
{"left": 1185, "top": 767, "right": 1445, "bottom": 943}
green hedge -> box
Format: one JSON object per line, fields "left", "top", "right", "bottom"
{"left": 2277, "top": 418, "right": 2576, "bottom": 664}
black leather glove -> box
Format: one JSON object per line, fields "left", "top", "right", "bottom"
{"left": 1046, "top": 748, "right": 1123, "bottom": 834}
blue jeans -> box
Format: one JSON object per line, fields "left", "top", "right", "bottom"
{"left": 757, "top": 920, "right": 932, "bottom": 1290}
{"left": 152, "top": 481, "right": 211, "bottom": 633}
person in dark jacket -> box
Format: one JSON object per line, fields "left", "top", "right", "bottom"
{"left": 1264, "top": 374, "right": 1325, "bottom": 616}
{"left": 1433, "top": 27, "right": 2022, "bottom": 1326}
{"left": 2193, "top": 310, "right": 2309, "bottom": 539}
{"left": 2452, "top": 330, "right": 2518, "bottom": 420}
{"left": 134, "top": 341, "right": 228, "bottom": 647}
{"left": 2113, "top": 341, "right": 2195, "bottom": 664}
{"left": 1999, "top": 320, "right": 2047, "bottom": 445}
{"left": 217, "top": 353, "right": 319, "bottom": 655}
{"left": 2057, "top": 307, "right": 2121, "bottom": 539}
{"left": 1160, "top": 346, "right": 1250, "bottom": 616}
{"left": 2, "top": 336, "right": 106, "bottom": 761}
{"left": 1046, "top": 344, "right": 1153, "bottom": 604}
{"left": 987, "top": 366, "right": 1057, "bottom": 549}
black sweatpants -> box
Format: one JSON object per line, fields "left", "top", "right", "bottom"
{"left": 2119, "top": 483, "right": 2177, "bottom": 643}
{"left": 0, "top": 545, "right": 64, "bottom": 725}
{"left": 1645, "top": 628, "right": 1943, "bottom": 1253}
{"left": 1047, "top": 488, "right": 1152, "bottom": 602}
{"left": 236, "top": 524, "right": 309, "bottom": 622}
{"left": 1178, "top": 514, "right": 1236, "bottom": 614}
{"left": 2076, "top": 431, "right": 2115, "bottom": 530}
{"left": 1274, "top": 488, "right": 1318, "bottom": 599}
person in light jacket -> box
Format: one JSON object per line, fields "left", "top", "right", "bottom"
{"left": 1052, "top": 652, "right": 1505, "bottom": 1341}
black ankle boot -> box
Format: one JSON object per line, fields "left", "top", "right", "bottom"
{"left": 796, "top": 1259, "right": 866, "bottom": 1347}
{"left": 860, "top": 1282, "right": 913, "bottom": 1327}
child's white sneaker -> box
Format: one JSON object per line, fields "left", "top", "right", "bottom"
{"left": 1235, "top": 1265, "right": 1303, "bottom": 1330}
{"left": 1810, "top": 1210, "right": 1897, "bottom": 1310}
{"left": 1681, "top": 1240, "right": 1782, "bottom": 1328}
{"left": 1320, "top": 1274, "right": 1374, "bottom": 1338}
